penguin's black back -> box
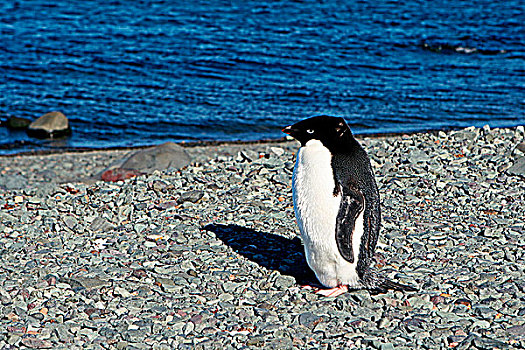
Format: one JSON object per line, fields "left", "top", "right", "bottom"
{"left": 331, "top": 136, "right": 381, "bottom": 279}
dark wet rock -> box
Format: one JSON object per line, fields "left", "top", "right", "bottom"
{"left": 27, "top": 111, "right": 71, "bottom": 139}
{"left": 4, "top": 115, "right": 32, "bottom": 130}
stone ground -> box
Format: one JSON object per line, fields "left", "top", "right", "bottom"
{"left": 0, "top": 126, "right": 524, "bottom": 349}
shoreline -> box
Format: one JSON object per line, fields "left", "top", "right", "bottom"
{"left": 0, "top": 125, "right": 464, "bottom": 158}
{"left": 0, "top": 124, "right": 523, "bottom": 190}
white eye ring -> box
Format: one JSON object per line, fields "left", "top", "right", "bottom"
{"left": 306, "top": 129, "right": 314, "bottom": 134}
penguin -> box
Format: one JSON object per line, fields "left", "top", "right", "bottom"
{"left": 282, "top": 115, "right": 415, "bottom": 296}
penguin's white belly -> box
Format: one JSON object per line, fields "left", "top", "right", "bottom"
{"left": 292, "top": 140, "right": 363, "bottom": 288}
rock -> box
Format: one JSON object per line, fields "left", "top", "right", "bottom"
{"left": 517, "top": 142, "right": 525, "bottom": 154}
{"left": 219, "top": 293, "right": 234, "bottom": 302}
{"left": 27, "top": 111, "right": 71, "bottom": 139}
{"left": 507, "top": 324, "right": 525, "bottom": 337}
{"left": 274, "top": 275, "right": 295, "bottom": 290}
{"left": 507, "top": 157, "right": 525, "bottom": 177}
{"left": 246, "top": 336, "right": 265, "bottom": 346}
{"left": 266, "top": 337, "right": 292, "bottom": 349}
{"left": 408, "top": 150, "right": 430, "bottom": 163}
{"left": 379, "top": 343, "right": 395, "bottom": 350}
{"left": 116, "top": 341, "right": 128, "bottom": 350}
{"left": 69, "top": 276, "right": 111, "bottom": 290}
{"left": 20, "top": 338, "right": 53, "bottom": 349}
{"left": 298, "top": 312, "right": 322, "bottom": 329}
{"left": 100, "top": 143, "right": 191, "bottom": 181}
{"left": 89, "top": 216, "right": 116, "bottom": 232}
{"left": 101, "top": 168, "right": 144, "bottom": 182}
{"left": 238, "top": 150, "right": 258, "bottom": 162}
{"left": 0, "top": 287, "right": 12, "bottom": 305}
{"left": 4, "top": 116, "right": 32, "bottom": 130}
{"left": 120, "top": 142, "right": 191, "bottom": 173}
{"left": 222, "top": 282, "right": 242, "bottom": 293}
{"left": 471, "top": 320, "right": 491, "bottom": 329}
{"left": 472, "top": 336, "right": 510, "bottom": 349}
{"left": 149, "top": 180, "right": 173, "bottom": 192}
{"left": 270, "top": 147, "right": 285, "bottom": 156}
{"left": 156, "top": 277, "right": 177, "bottom": 292}
{"left": 114, "top": 286, "right": 132, "bottom": 298}
{"left": 63, "top": 215, "right": 78, "bottom": 229}
{"left": 453, "top": 130, "right": 477, "bottom": 142}
{"left": 183, "top": 321, "right": 194, "bottom": 335}
{"left": 178, "top": 190, "right": 204, "bottom": 204}
{"left": 54, "top": 324, "right": 73, "bottom": 342}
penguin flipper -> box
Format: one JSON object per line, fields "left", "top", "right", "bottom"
{"left": 335, "top": 185, "right": 364, "bottom": 263}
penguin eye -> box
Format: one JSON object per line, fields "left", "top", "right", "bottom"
{"left": 306, "top": 129, "right": 314, "bottom": 134}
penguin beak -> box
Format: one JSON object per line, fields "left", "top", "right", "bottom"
{"left": 282, "top": 125, "right": 295, "bottom": 136}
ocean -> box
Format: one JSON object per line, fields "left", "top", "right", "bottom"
{"left": 0, "top": 0, "right": 524, "bottom": 154}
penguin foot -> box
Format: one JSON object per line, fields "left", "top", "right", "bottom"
{"left": 300, "top": 285, "right": 316, "bottom": 290}
{"left": 315, "top": 285, "right": 348, "bottom": 297}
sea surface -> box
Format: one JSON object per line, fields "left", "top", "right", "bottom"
{"left": 0, "top": 0, "right": 524, "bottom": 154}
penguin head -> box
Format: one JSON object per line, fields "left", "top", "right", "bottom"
{"left": 282, "top": 115, "right": 353, "bottom": 150}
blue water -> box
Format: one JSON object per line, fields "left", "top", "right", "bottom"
{"left": 1, "top": 0, "right": 524, "bottom": 154}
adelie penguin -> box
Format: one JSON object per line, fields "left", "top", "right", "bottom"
{"left": 283, "top": 115, "right": 416, "bottom": 297}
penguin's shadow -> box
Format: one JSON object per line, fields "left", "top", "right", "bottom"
{"left": 202, "top": 223, "right": 317, "bottom": 285}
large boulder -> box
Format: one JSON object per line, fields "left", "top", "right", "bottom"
{"left": 27, "top": 111, "right": 71, "bottom": 139}
{"left": 100, "top": 142, "right": 191, "bottom": 182}
{"left": 120, "top": 142, "right": 191, "bottom": 172}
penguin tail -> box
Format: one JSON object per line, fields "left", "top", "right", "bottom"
{"left": 361, "top": 268, "right": 417, "bottom": 293}
{"left": 374, "top": 278, "right": 418, "bottom": 293}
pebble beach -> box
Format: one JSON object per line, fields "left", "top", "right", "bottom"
{"left": 0, "top": 126, "right": 524, "bottom": 349}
